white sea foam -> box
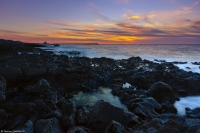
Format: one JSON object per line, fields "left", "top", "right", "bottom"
{"left": 175, "top": 63, "right": 200, "bottom": 73}
{"left": 123, "top": 82, "right": 131, "bottom": 88}
{"left": 174, "top": 96, "right": 200, "bottom": 115}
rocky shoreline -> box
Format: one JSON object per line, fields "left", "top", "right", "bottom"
{"left": 1, "top": 39, "right": 200, "bottom": 132}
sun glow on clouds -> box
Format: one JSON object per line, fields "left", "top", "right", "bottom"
{"left": 0, "top": 0, "right": 200, "bottom": 44}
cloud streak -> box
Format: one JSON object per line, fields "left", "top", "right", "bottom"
{"left": 1, "top": 0, "right": 200, "bottom": 44}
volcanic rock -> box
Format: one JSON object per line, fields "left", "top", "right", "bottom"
{"left": 67, "top": 126, "right": 92, "bottom": 133}
{"left": 76, "top": 105, "right": 92, "bottom": 126}
{"left": 87, "top": 100, "right": 138, "bottom": 132}
{"left": 0, "top": 65, "right": 22, "bottom": 81}
{"left": 0, "top": 109, "right": 8, "bottom": 128}
{"left": 105, "top": 120, "right": 128, "bottom": 133}
{"left": 186, "top": 107, "right": 200, "bottom": 118}
{"left": 0, "top": 75, "right": 6, "bottom": 101}
{"left": 35, "top": 117, "right": 64, "bottom": 133}
{"left": 147, "top": 81, "right": 176, "bottom": 104}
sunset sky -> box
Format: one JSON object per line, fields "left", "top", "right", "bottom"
{"left": 0, "top": 0, "right": 200, "bottom": 44}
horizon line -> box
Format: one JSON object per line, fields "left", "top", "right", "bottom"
{"left": 1, "top": 38, "right": 200, "bottom": 45}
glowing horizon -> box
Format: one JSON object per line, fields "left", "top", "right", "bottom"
{"left": 0, "top": 0, "right": 200, "bottom": 44}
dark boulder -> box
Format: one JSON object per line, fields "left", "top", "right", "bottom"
{"left": 116, "top": 90, "right": 132, "bottom": 103}
{"left": 160, "top": 113, "right": 186, "bottom": 125}
{"left": 128, "top": 56, "right": 142, "bottom": 62}
{"left": 147, "top": 82, "right": 176, "bottom": 104}
{"left": 172, "top": 61, "right": 187, "bottom": 64}
{"left": 57, "top": 100, "right": 76, "bottom": 116}
{"left": 1, "top": 101, "right": 16, "bottom": 113}
{"left": 0, "top": 109, "right": 8, "bottom": 128}
{"left": 130, "top": 75, "right": 149, "bottom": 90}
{"left": 67, "top": 126, "right": 92, "bottom": 133}
{"left": 0, "top": 66, "right": 22, "bottom": 81}
{"left": 20, "top": 120, "right": 34, "bottom": 133}
{"left": 14, "top": 102, "right": 38, "bottom": 116}
{"left": 21, "top": 64, "right": 46, "bottom": 78}
{"left": 12, "top": 92, "right": 33, "bottom": 102}
{"left": 57, "top": 100, "right": 76, "bottom": 130}
{"left": 186, "top": 67, "right": 191, "bottom": 69}
{"left": 76, "top": 105, "right": 92, "bottom": 126}
{"left": 133, "top": 118, "right": 163, "bottom": 133}
{"left": 143, "top": 97, "right": 162, "bottom": 111}
{"left": 162, "top": 119, "right": 187, "bottom": 133}
{"left": 24, "top": 79, "right": 50, "bottom": 93}
{"left": 160, "top": 114, "right": 187, "bottom": 132}
{"left": 109, "top": 78, "right": 124, "bottom": 86}
{"left": 105, "top": 120, "right": 128, "bottom": 133}
{"left": 110, "top": 84, "right": 123, "bottom": 95}
{"left": 60, "top": 115, "right": 76, "bottom": 131}
{"left": 154, "top": 59, "right": 166, "bottom": 63}
{"left": 34, "top": 99, "right": 62, "bottom": 118}
{"left": 186, "top": 107, "right": 200, "bottom": 118}
{"left": 161, "top": 102, "right": 177, "bottom": 114}
{"left": 4, "top": 115, "right": 27, "bottom": 129}
{"left": 191, "top": 62, "right": 200, "bottom": 65}
{"left": 24, "top": 79, "right": 60, "bottom": 102}
{"left": 6, "top": 87, "right": 18, "bottom": 99}
{"left": 87, "top": 100, "right": 138, "bottom": 132}
{"left": 0, "top": 75, "right": 6, "bottom": 101}
{"left": 186, "top": 118, "right": 200, "bottom": 133}
{"left": 128, "top": 102, "right": 158, "bottom": 119}
{"left": 177, "top": 90, "right": 188, "bottom": 97}
{"left": 135, "top": 115, "right": 185, "bottom": 132}
{"left": 128, "top": 98, "right": 143, "bottom": 105}
{"left": 35, "top": 117, "right": 64, "bottom": 133}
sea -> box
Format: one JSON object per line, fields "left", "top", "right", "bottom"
{"left": 40, "top": 44, "right": 200, "bottom": 73}
{"left": 40, "top": 44, "right": 200, "bottom": 115}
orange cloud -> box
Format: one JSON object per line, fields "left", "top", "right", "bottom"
{"left": 1, "top": 0, "right": 200, "bottom": 44}
{"left": 130, "top": 15, "right": 141, "bottom": 19}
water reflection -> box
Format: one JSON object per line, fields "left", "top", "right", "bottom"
{"left": 71, "top": 87, "right": 126, "bottom": 108}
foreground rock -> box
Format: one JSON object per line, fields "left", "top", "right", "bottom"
{"left": 105, "top": 120, "right": 128, "bottom": 133}
{"left": 0, "top": 109, "right": 8, "bottom": 128}
{"left": 192, "top": 62, "right": 200, "bottom": 65}
{"left": 24, "top": 79, "right": 61, "bottom": 103}
{"left": 147, "top": 81, "right": 176, "bottom": 104}
{"left": 76, "top": 105, "right": 92, "bottom": 126}
{"left": 35, "top": 117, "right": 64, "bottom": 133}
{"left": 67, "top": 126, "right": 92, "bottom": 133}
{"left": 87, "top": 100, "right": 138, "bottom": 132}
{"left": 1, "top": 39, "right": 200, "bottom": 132}
{"left": 0, "top": 76, "right": 6, "bottom": 101}
{"left": 186, "top": 107, "right": 200, "bottom": 118}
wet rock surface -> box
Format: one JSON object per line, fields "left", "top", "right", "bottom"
{"left": 147, "top": 81, "right": 176, "bottom": 104}
{"left": 0, "top": 76, "right": 6, "bottom": 101}
{"left": 0, "top": 39, "right": 200, "bottom": 132}
{"left": 186, "top": 107, "right": 200, "bottom": 118}
{"left": 88, "top": 100, "right": 138, "bottom": 132}
{"left": 35, "top": 117, "right": 64, "bottom": 133}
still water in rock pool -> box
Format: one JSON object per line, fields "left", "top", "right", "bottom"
{"left": 71, "top": 87, "right": 126, "bottom": 108}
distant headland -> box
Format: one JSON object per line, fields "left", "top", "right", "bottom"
{"left": 64, "top": 43, "right": 99, "bottom": 45}
{"left": 42, "top": 41, "right": 99, "bottom": 45}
